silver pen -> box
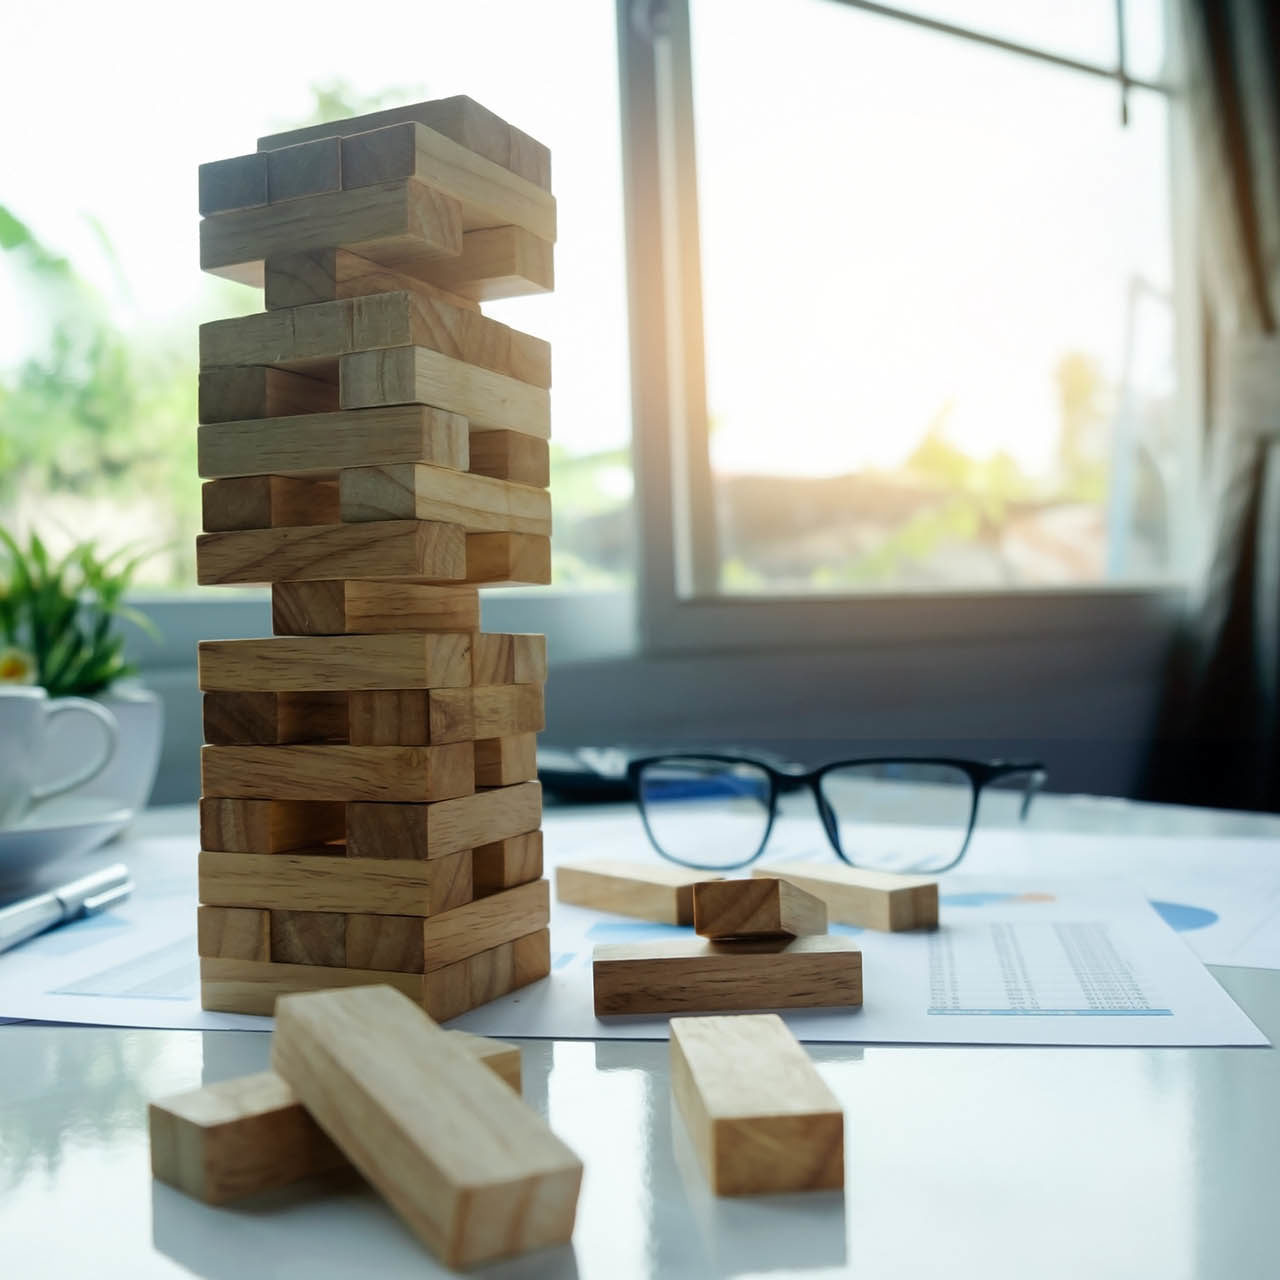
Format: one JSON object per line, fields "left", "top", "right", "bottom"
{"left": 0, "top": 864, "right": 133, "bottom": 954}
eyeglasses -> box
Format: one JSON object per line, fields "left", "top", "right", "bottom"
{"left": 626, "top": 754, "right": 1046, "bottom": 873}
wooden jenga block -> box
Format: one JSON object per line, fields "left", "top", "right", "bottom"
{"left": 465, "top": 532, "right": 552, "bottom": 585}
{"left": 202, "top": 691, "right": 348, "bottom": 746}
{"left": 693, "top": 878, "right": 828, "bottom": 940}
{"left": 198, "top": 365, "right": 337, "bottom": 424}
{"left": 269, "top": 909, "right": 346, "bottom": 966}
{"left": 339, "top": 463, "right": 551, "bottom": 536}
{"left": 592, "top": 936, "right": 863, "bottom": 1016}
{"left": 427, "top": 928, "right": 550, "bottom": 1021}
{"left": 263, "top": 247, "right": 481, "bottom": 312}
{"left": 198, "top": 153, "right": 268, "bottom": 215}
{"left": 420, "top": 879, "right": 548, "bottom": 971}
{"left": 258, "top": 95, "right": 551, "bottom": 191}
{"left": 149, "top": 1030, "right": 522, "bottom": 1204}
{"left": 756, "top": 864, "right": 939, "bottom": 931}
{"left": 557, "top": 860, "right": 712, "bottom": 925}
{"left": 339, "top": 345, "right": 550, "bottom": 437}
{"left": 198, "top": 633, "right": 471, "bottom": 692}
{"left": 201, "top": 475, "right": 339, "bottom": 532}
{"left": 474, "top": 734, "right": 538, "bottom": 786}
{"left": 199, "top": 797, "right": 344, "bottom": 854}
{"left": 669, "top": 1014, "right": 844, "bottom": 1196}
{"left": 346, "top": 781, "right": 542, "bottom": 860}
{"left": 199, "top": 848, "right": 473, "bottom": 917}
{"left": 198, "top": 405, "right": 469, "bottom": 479}
{"left": 469, "top": 429, "right": 550, "bottom": 487}
{"left": 473, "top": 831, "right": 543, "bottom": 897}
{"left": 200, "top": 178, "right": 462, "bottom": 286}
{"left": 339, "top": 122, "right": 556, "bottom": 242}
{"left": 201, "top": 743, "right": 475, "bottom": 803}
{"left": 265, "top": 137, "right": 342, "bottom": 203}
{"left": 472, "top": 633, "right": 547, "bottom": 684}
{"left": 196, "top": 906, "right": 269, "bottom": 961}
{"left": 344, "top": 912, "right": 424, "bottom": 972}
{"left": 348, "top": 685, "right": 544, "bottom": 746}
{"left": 420, "top": 225, "right": 553, "bottom": 301}
{"left": 271, "top": 580, "right": 480, "bottom": 636}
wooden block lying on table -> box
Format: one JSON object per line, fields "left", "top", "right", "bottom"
{"left": 592, "top": 936, "right": 863, "bottom": 1016}
{"left": 270, "top": 985, "right": 579, "bottom": 1268}
{"left": 693, "top": 878, "right": 828, "bottom": 940}
{"left": 473, "top": 831, "right": 543, "bottom": 896}
{"left": 203, "top": 691, "right": 348, "bottom": 746}
{"left": 472, "top": 633, "right": 547, "bottom": 684}
{"left": 198, "top": 405, "right": 469, "bottom": 479}
{"left": 198, "top": 633, "right": 470, "bottom": 692}
{"left": 348, "top": 685, "right": 544, "bottom": 746}
{"left": 339, "top": 463, "right": 551, "bottom": 536}
{"left": 199, "top": 153, "right": 268, "bottom": 215}
{"left": 556, "top": 860, "right": 712, "bottom": 925}
{"left": 756, "top": 864, "right": 939, "bottom": 931}
{"left": 346, "top": 780, "right": 542, "bottom": 860}
{"left": 196, "top": 906, "right": 269, "bottom": 961}
{"left": 266, "top": 137, "right": 341, "bottom": 203}
{"left": 465, "top": 532, "right": 552, "bottom": 585}
{"left": 200, "top": 797, "right": 345, "bottom": 854}
{"left": 201, "top": 743, "right": 475, "bottom": 803}
{"left": 271, "top": 580, "right": 479, "bottom": 635}
{"left": 339, "top": 345, "right": 550, "bottom": 437}
{"left": 198, "top": 365, "right": 337, "bottom": 424}
{"left": 200, "top": 178, "right": 461, "bottom": 287}
{"left": 202, "top": 475, "right": 339, "bottom": 532}
{"left": 422, "top": 225, "right": 553, "bottom": 301}
{"left": 200, "top": 849, "right": 473, "bottom": 918}
{"left": 475, "top": 733, "right": 538, "bottom": 786}
{"left": 269, "top": 908, "right": 346, "bottom": 966}
{"left": 469, "top": 429, "right": 550, "bottom": 487}
{"left": 670, "top": 1014, "right": 843, "bottom": 1196}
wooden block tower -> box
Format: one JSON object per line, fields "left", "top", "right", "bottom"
{"left": 192, "top": 97, "right": 555, "bottom": 1021}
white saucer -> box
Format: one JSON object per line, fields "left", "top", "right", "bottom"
{"left": 0, "top": 795, "right": 134, "bottom": 895}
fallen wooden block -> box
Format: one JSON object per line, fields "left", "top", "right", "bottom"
{"left": 199, "top": 797, "right": 345, "bottom": 854}
{"left": 473, "top": 830, "right": 543, "bottom": 896}
{"left": 270, "top": 985, "right": 580, "bottom": 1267}
{"left": 693, "top": 877, "right": 827, "bottom": 940}
{"left": 198, "top": 365, "right": 337, "bottom": 424}
{"left": 669, "top": 1014, "right": 843, "bottom": 1196}
{"left": 474, "top": 733, "right": 539, "bottom": 786}
{"left": 348, "top": 684, "right": 544, "bottom": 746}
{"left": 756, "top": 863, "right": 939, "bottom": 931}
{"left": 556, "top": 859, "right": 712, "bottom": 925}
{"left": 202, "top": 691, "right": 348, "bottom": 745}
{"left": 149, "top": 1028, "right": 523, "bottom": 1204}
{"left": 271, "top": 580, "right": 480, "bottom": 636}
{"left": 593, "top": 936, "right": 863, "bottom": 1016}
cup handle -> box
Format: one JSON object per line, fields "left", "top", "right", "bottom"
{"left": 32, "top": 697, "right": 121, "bottom": 803}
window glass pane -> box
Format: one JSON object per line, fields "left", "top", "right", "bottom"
{"left": 690, "top": 0, "right": 1179, "bottom": 592}
{"left": 0, "top": 0, "right": 631, "bottom": 588}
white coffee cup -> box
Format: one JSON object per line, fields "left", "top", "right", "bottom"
{"left": 0, "top": 687, "right": 120, "bottom": 828}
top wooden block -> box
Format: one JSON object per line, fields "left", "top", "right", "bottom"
{"left": 756, "top": 864, "right": 938, "bottom": 931}
{"left": 693, "top": 877, "right": 827, "bottom": 940}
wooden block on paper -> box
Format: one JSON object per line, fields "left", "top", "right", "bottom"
{"left": 473, "top": 831, "right": 543, "bottom": 897}
{"left": 346, "top": 781, "right": 542, "bottom": 860}
{"left": 469, "top": 429, "right": 550, "bottom": 488}
{"left": 198, "top": 633, "right": 470, "bottom": 692}
{"left": 271, "top": 580, "right": 480, "bottom": 636}
{"left": 556, "top": 860, "right": 711, "bottom": 925}
{"left": 198, "top": 405, "right": 469, "bottom": 480}
{"left": 201, "top": 743, "right": 475, "bottom": 804}
{"left": 669, "top": 1014, "right": 843, "bottom": 1196}
{"left": 200, "top": 178, "right": 462, "bottom": 286}
{"left": 421, "top": 225, "right": 554, "bottom": 301}
{"left": 474, "top": 734, "right": 538, "bottom": 787}
{"left": 270, "top": 984, "right": 580, "bottom": 1267}
{"left": 198, "top": 365, "right": 337, "bottom": 424}
{"left": 196, "top": 906, "right": 269, "bottom": 961}
{"left": 258, "top": 95, "right": 551, "bottom": 191}
{"left": 201, "top": 475, "right": 339, "bottom": 532}
{"left": 426, "top": 928, "right": 550, "bottom": 1022}
{"left": 199, "top": 797, "right": 344, "bottom": 854}
{"left": 270, "top": 909, "right": 346, "bottom": 966}
{"left": 464, "top": 532, "right": 552, "bottom": 586}
{"left": 592, "top": 935, "right": 863, "bottom": 1016}
{"left": 339, "top": 345, "right": 550, "bottom": 437}
{"left": 266, "top": 137, "right": 341, "bottom": 203}
{"left": 263, "top": 246, "right": 481, "bottom": 312}
{"left": 200, "top": 848, "right": 472, "bottom": 917}
{"left": 339, "top": 122, "right": 556, "bottom": 242}
{"left": 693, "top": 878, "right": 828, "bottom": 941}
{"left": 199, "top": 153, "right": 268, "bottom": 215}
{"left": 421, "top": 879, "right": 549, "bottom": 971}
{"left": 472, "top": 633, "right": 547, "bottom": 684}
{"left": 756, "top": 864, "right": 939, "bottom": 931}
{"left": 340, "top": 463, "right": 551, "bottom": 536}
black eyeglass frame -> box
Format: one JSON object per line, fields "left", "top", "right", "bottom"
{"left": 625, "top": 753, "right": 1047, "bottom": 873}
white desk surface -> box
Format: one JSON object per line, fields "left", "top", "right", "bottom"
{"left": 3, "top": 800, "right": 1279, "bottom": 1280}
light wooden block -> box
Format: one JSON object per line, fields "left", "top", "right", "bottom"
{"left": 474, "top": 734, "right": 538, "bottom": 786}
{"left": 472, "top": 633, "right": 547, "bottom": 684}
{"left": 269, "top": 908, "right": 346, "bottom": 966}
{"left": 196, "top": 906, "right": 269, "bottom": 961}
{"left": 420, "top": 225, "right": 553, "bottom": 301}
{"left": 346, "top": 781, "right": 542, "bottom": 860}
{"left": 202, "top": 475, "right": 340, "bottom": 532}
{"left": 197, "top": 518, "right": 466, "bottom": 586}
{"left": 199, "top": 848, "right": 472, "bottom": 917}
{"left": 198, "top": 365, "right": 337, "bottom": 424}
{"left": 344, "top": 912, "right": 425, "bottom": 972}
{"left": 263, "top": 246, "right": 480, "bottom": 312}
{"left": 473, "top": 831, "right": 543, "bottom": 897}
{"left": 348, "top": 685, "right": 544, "bottom": 746}
{"left": 427, "top": 927, "right": 550, "bottom": 1022}
{"left": 592, "top": 936, "right": 863, "bottom": 1016}
{"left": 271, "top": 580, "right": 480, "bottom": 636}
{"left": 339, "top": 345, "right": 550, "bottom": 438}
{"left": 201, "top": 743, "right": 475, "bottom": 803}
{"left": 556, "top": 860, "right": 712, "bottom": 925}
{"left": 270, "top": 985, "right": 579, "bottom": 1267}
{"left": 202, "top": 691, "right": 348, "bottom": 746}
{"left": 339, "top": 121, "right": 556, "bottom": 242}
{"left": 421, "top": 879, "right": 549, "bottom": 971}
{"left": 198, "top": 153, "right": 268, "bottom": 215}
{"left": 469, "top": 429, "right": 550, "bottom": 488}
{"left": 198, "top": 633, "right": 471, "bottom": 692}
{"left": 693, "top": 878, "right": 828, "bottom": 940}
{"left": 199, "top": 797, "right": 344, "bottom": 854}
{"left": 266, "top": 137, "right": 341, "bottom": 203}
{"left": 339, "top": 463, "right": 551, "bottom": 536}
{"left": 465, "top": 532, "right": 552, "bottom": 585}
{"left": 198, "top": 405, "right": 469, "bottom": 479}
{"left": 669, "top": 1014, "right": 843, "bottom": 1196}
{"left": 756, "top": 864, "right": 939, "bottom": 931}
{"left": 200, "top": 178, "right": 462, "bottom": 286}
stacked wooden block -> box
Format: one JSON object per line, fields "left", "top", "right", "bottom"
{"left": 193, "top": 97, "right": 556, "bottom": 1020}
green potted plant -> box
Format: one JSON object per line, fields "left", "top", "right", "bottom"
{"left": 0, "top": 527, "right": 164, "bottom": 812}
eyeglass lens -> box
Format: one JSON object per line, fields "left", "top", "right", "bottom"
{"left": 637, "top": 757, "right": 772, "bottom": 868}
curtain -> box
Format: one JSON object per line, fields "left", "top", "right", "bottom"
{"left": 1143, "top": 0, "right": 1280, "bottom": 810}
